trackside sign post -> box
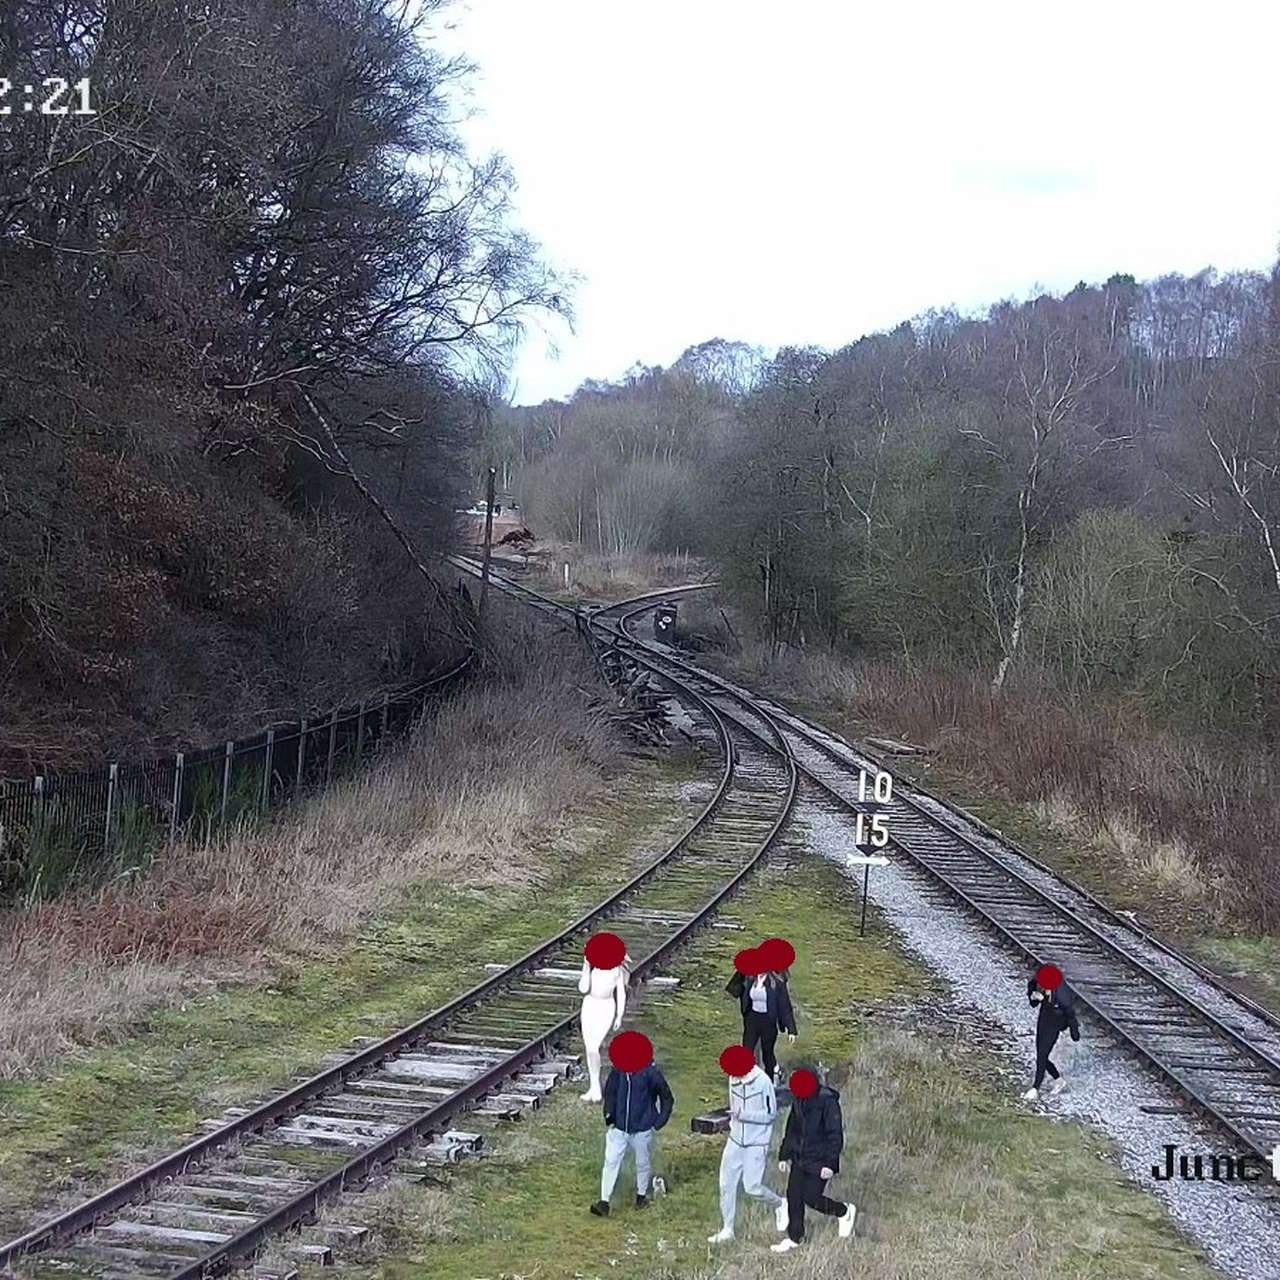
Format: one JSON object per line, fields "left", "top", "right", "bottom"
{"left": 850, "top": 853, "right": 889, "bottom": 936}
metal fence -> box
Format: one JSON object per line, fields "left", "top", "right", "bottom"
{"left": 0, "top": 656, "right": 472, "bottom": 898}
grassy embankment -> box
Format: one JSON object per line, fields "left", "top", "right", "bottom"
{"left": 313, "top": 844, "right": 1218, "bottom": 1280}
{"left": 0, "top": 623, "right": 709, "bottom": 1236}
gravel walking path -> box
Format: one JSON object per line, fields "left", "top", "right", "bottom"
{"left": 801, "top": 799, "right": 1280, "bottom": 1280}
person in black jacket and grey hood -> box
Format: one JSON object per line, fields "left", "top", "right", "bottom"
{"left": 771, "top": 1066, "right": 855, "bottom": 1252}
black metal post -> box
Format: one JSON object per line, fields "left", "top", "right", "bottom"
{"left": 859, "top": 862, "right": 870, "bottom": 937}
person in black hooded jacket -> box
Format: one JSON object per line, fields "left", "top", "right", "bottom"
{"left": 771, "top": 1068, "right": 855, "bottom": 1251}
{"left": 1023, "top": 964, "right": 1080, "bottom": 1100}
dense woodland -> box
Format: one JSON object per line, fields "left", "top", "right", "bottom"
{"left": 3, "top": 2, "right": 1278, "bottom": 790}
{"left": 496, "top": 267, "right": 1280, "bottom": 742}
{"left": 0, "top": 1, "right": 562, "bottom": 772}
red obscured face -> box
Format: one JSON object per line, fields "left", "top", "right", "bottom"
{"left": 719, "top": 1044, "right": 756, "bottom": 1078}
{"left": 608, "top": 1030, "right": 652, "bottom": 1071}
{"left": 789, "top": 1068, "right": 818, "bottom": 1099}
{"left": 585, "top": 931, "right": 626, "bottom": 969}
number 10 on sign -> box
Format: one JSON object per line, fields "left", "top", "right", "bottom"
{"left": 854, "top": 770, "right": 892, "bottom": 848}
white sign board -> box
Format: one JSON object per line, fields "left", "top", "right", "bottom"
{"left": 847, "top": 854, "right": 889, "bottom": 867}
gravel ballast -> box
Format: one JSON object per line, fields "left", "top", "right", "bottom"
{"left": 799, "top": 799, "right": 1280, "bottom": 1279}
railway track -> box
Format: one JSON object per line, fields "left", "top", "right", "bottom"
{"left": 601, "top": 594, "right": 1280, "bottom": 1176}
{"left": 13, "top": 558, "right": 1278, "bottom": 1276}
{"left": 0, "top": 589, "right": 794, "bottom": 1278}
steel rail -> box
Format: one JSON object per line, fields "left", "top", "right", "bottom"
{"left": 834, "top": 730, "right": 1280, "bottom": 1036}
{"left": 176, "top": 661, "right": 796, "bottom": 1278}
{"left": 0, "top": 654, "right": 735, "bottom": 1270}
{"left": 1, "top": 580, "right": 795, "bottom": 1277}
{"left": 606, "top": 598, "right": 1280, "bottom": 1167}
{"left": 602, "top": 598, "right": 1280, "bottom": 1035}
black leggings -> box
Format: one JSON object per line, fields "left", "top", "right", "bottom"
{"left": 1034, "top": 1033, "right": 1061, "bottom": 1088}
{"left": 743, "top": 1010, "right": 778, "bottom": 1078}
{"left": 786, "top": 1166, "right": 846, "bottom": 1242}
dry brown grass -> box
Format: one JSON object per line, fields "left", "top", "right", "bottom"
{"left": 518, "top": 541, "right": 710, "bottom": 601}
{"left": 731, "top": 643, "right": 1280, "bottom": 932}
{"left": 0, "top": 635, "right": 622, "bottom": 1076}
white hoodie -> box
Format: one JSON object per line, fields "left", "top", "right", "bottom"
{"left": 728, "top": 1064, "right": 777, "bottom": 1148}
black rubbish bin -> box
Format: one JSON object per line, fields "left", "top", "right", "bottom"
{"left": 654, "top": 603, "right": 677, "bottom": 641}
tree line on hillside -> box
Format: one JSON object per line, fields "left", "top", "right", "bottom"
{"left": 486, "top": 266, "right": 1280, "bottom": 739}
{"left": 0, "top": 0, "right": 562, "bottom": 772}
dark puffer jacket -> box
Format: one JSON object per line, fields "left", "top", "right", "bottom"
{"left": 1027, "top": 977, "right": 1081, "bottom": 1045}
{"left": 602, "top": 1063, "right": 674, "bottom": 1134}
{"left": 779, "top": 1084, "right": 844, "bottom": 1174}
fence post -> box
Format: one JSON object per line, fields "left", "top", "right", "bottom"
{"left": 325, "top": 707, "right": 338, "bottom": 786}
{"left": 261, "top": 729, "right": 274, "bottom": 815}
{"left": 381, "top": 693, "right": 389, "bottom": 741}
{"left": 296, "top": 718, "right": 308, "bottom": 791}
{"left": 221, "top": 741, "right": 233, "bottom": 828}
{"left": 169, "top": 753, "right": 184, "bottom": 845}
{"left": 356, "top": 702, "right": 365, "bottom": 761}
{"left": 33, "top": 775, "right": 44, "bottom": 826}
{"left": 104, "top": 762, "right": 118, "bottom": 856}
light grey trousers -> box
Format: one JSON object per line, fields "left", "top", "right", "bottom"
{"left": 719, "top": 1139, "right": 783, "bottom": 1231}
{"left": 601, "top": 1126, "right": 654, "bottom": 1200}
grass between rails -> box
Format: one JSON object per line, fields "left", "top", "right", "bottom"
{"left": 329, "top": 852, "right": 1217, "bottom": 1280}
{"left": 0, "top": 677, "right": 710, "bottom": 1237}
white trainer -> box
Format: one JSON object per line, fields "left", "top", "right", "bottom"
{"left": 771, "top": 1238, "right": 800, "bottom": 1253}
{"left": 1050, "top": 1077, "right": 1067, "bottom": 1096}
{"left": 775, "top": 1201, "right": 789, "bottom": 1233}
{"left": 580, "top": 1090, "right": 601, "bottom": 1102}
{"left": 1020, "top": 1086, "right": 1038, "bottom": 1101}
{"left": 838, "top": 1203, "right": 857, "bottom": 1238}
{"left": 708, "top": 1226, "right": 734, "bottom": 1244}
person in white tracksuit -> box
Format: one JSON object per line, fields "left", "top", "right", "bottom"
{"left": 708, "top": 1044, "right": 787, "bottom": 1244}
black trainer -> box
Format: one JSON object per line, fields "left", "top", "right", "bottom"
{"left": 635, "top": 1194, "right": 649, "bottom": 1209}
{"left": 589, "top": 1200, "right": 610, "bottom": 1217}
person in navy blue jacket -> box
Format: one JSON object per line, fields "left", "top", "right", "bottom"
{"left": 589, "top": 1031, "right": 674, "bottom": 1216}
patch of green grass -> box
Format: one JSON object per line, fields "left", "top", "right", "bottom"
{"left": 1194, "top": 935, "right": 1280, "bottom": 1004}
{"left": 337, "top": 854, "right": 1216, "bottom": 1280}
{"left": 0, "top": 753, "right": 704, "bottom": 1237}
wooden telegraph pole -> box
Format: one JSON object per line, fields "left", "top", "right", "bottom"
{"left": 478, "top": 466, "right": 496, "bottom": 620}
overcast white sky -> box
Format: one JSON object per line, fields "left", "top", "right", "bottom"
{"left": 434, "top": 0, "right": 1280, "bottom": 405}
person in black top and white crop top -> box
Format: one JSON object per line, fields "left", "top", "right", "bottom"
{"left": 726, "top": 948, "right": 797, "bottom": 1080}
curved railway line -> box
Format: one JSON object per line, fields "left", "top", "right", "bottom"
{"left": 6, "top": 561, "right": 1280, "bottom": 1276}
{"left": 461, "top": 561, "right": 1280, "bottom": 1175}
{"left": 0, "top": 588, "right": 795, "bottom": 1278}
{"left": 599, "top": 590, "right": 1280, "bottom": 1178}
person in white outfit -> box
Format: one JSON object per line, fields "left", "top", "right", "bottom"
{"left": 708, "top": 1044, "right": 787, "bottom": 1244}
{"left": 579, "top": 931, "right": 629, "bottom": 1102}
